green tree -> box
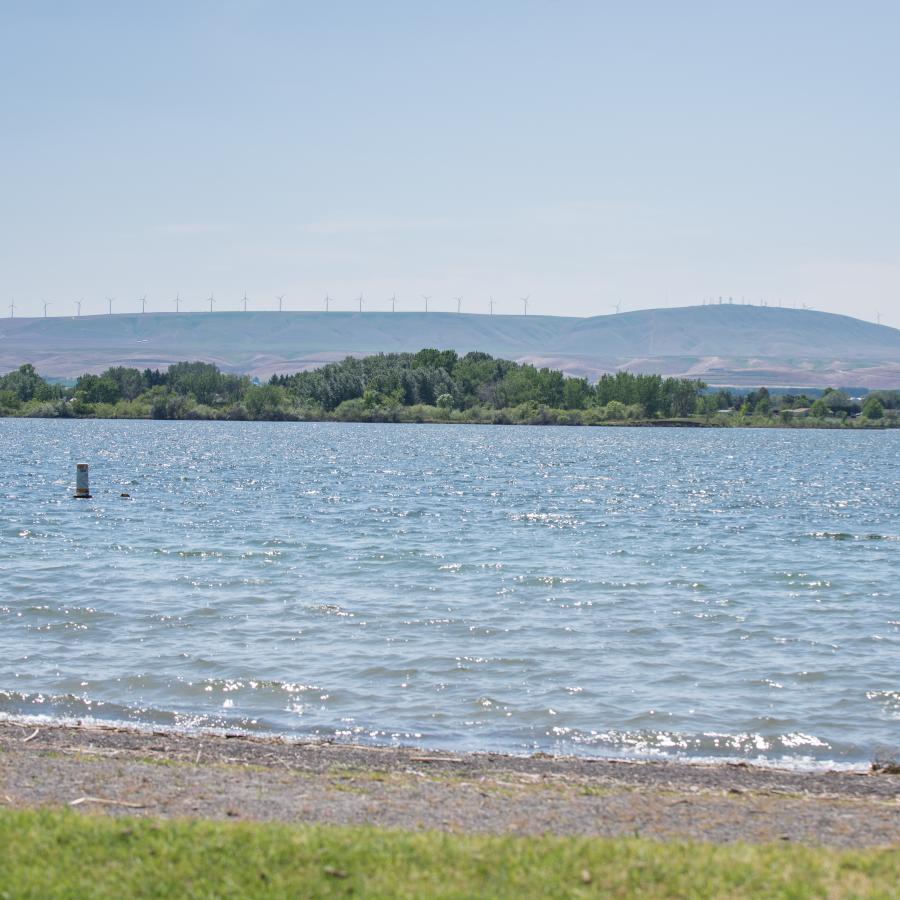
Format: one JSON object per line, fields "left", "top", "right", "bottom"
{"left": 867, "top": 390, "right": 900, "bottom": 410}
{"left": 862, "top": 397, "right": 884, "bottom": 420}
{"left": 245, "top": 384, "right": 288, "bottom": 419}
{"left": 562, "top": 377, "right": 591, "bottom": 410}
{"left": 75, "top": 373, "right": 121, "bottom": 404}
{"left": 753, "top": 387, "right": 771, "bottom": 417}
{"left": 414, "top": 349, "right": 458, "bottom": 373}
{"left": 104, "top": 366, "right": 146, "bottom": 401}
{"left": 698, "top": 395, "right": 719, "bottom": 421}
{"left": 0, "top": 389, "right": 19, "bottom": 411}
{"left": 821, "top": 389, "right": 853, "bottom": 415}
{"left": 0, "top": 364, "right": 57, "bottom": 402}
{"left": 167, "top": 362, "right": 246, "bottom": 405}
{"left": 666, "top": 378, "right": 706, "bottom": 417}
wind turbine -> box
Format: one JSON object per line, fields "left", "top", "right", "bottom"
{"left": 276, "top": 295, "right": 284, "bottom": 312}
{"left": 489, "top": 296, "right": 495, "bottom": 316}
{"left": 8, "top": 300, "right": 14, "bottom": 318}
{"left": 357, "top": 293, "right": 364, "bottom": 312}
{"left": 207, "top": 293, "right": 215, "bottom": 312}
{"left": 611, "top": 301, "right": 621, "bottom": 314}
{"left": 324, "top": 294, "right": 331, "bottom": 312}
{"left": 521, "top": 295, "right": 530, "bottom": 316}
{"left": 43, "top": 300, "right": 51, "bottom": 318}
{"left": 389, "top": 293, "right": 397, "bottom": 312}
{"left": 422, "top": 294, "right": 431, "bottom": 313}
{"left": 454, "top": 296, "right": 462, "bottom": 314}
{"left": 173, "top": 293, "right": 181, "bottom": 313}
{"left": 242, "top": 292, "right": 249, "bottom": 312}
{"left": 75, "top": 300, "right": 82, "bottom": 317}
{"left": 107, "top": 296, "right": 114, "bottom": 315}
{"left": 876, "top": 311, "right": 882, "bottom": 326}
{"left": 139, "top": 295, "right": 147, "bottom": 314}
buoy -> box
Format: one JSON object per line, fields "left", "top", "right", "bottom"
{"left": 74, "top": 463, "right": 92, "bottom": 499}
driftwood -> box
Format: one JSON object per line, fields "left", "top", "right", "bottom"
{"left": 68, "top": 796, "right": 149, "bottom": 809}
{"left": 62, "top": 746, "right": 122, "bottom": 758}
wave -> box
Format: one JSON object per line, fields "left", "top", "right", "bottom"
{"left": 0, "top": 691, "right": 869, "bottom": 773}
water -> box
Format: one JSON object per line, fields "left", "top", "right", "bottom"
{"left": 1, "top": 419, "right": 898, "bottom": 769}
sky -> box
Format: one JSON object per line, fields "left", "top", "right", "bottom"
{"left": 2, "top": 1, "right": 899, "bottom": 325}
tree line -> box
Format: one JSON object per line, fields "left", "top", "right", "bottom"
{"left": 1, "top": 353, "right": 896, "bottom": 426}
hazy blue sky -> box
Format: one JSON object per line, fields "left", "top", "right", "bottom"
{"left": 2, "top": 1, "right": 898, "bottom": 324}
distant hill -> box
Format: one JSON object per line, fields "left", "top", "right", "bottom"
{"left": 3, "top": 305, "right": 900, "bottom": 388}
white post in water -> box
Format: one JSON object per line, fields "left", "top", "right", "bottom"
{"left": 74, "top": 463, "right": 92, "bottom": 499}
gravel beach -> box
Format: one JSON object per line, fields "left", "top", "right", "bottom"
{"left": 1, "top": 720, "right": 898, "bottom": 847}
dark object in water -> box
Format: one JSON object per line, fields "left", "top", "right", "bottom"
{"left": 74, "top": 463, "right": 91, "bottom": 499}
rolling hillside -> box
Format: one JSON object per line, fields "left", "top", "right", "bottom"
{"left": 3, "top": 305, "right": 900, "bottom": 388}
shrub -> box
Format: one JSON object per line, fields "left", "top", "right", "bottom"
{"left": 25, "top": 400, "right": 71, "bottom": 418}
{"left": 334, "top": 398, "right": 371, "bottom": 421}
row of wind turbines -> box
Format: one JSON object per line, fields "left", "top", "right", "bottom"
{"left": 701, "top": 296, "right": 815, "bottom": 310}
{"left": 701, "top": 296, "right": 885, "bottom": 324}
{"left": 12, "top": 295, "right": 878, "bottom": 322}
{"left": 8, "top": 293, "right": 542, "bottom": 318}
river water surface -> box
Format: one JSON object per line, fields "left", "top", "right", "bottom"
{"left": 1, "top": 420, "right": 898, "bottom": 768}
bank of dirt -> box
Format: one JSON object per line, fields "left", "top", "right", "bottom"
{"left": 1, "top": 720, "right": 898, "bottom": 847}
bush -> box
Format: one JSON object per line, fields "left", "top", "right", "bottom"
{"left": 507, "top": 402, "right": 539, "bottom": 423}
{"left": 530, "top": 405, "right": 560, "bottom": 425}
{"left": 580, "top": 407, "right": 607, "bottom": 426}
{"left": 24, "top": 400, "right": 71, "bottom": 418}
{"left": 245, "top": 384, "right": 289, "bottom": 420}
{"left": 398, "top": 404, "right": 439, "bottom": 423}
{"left": 334, "top": 398, "right": 371, "bottom": 421}
{"left": 185, "top": 404, "right": 221, "bottom": 420}
{"left": 625, "top": 403, "right": 645, "bottom": 420}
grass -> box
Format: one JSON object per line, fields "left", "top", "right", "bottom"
{"left": 1, "top": 810, "right": 898, "bottom": 898}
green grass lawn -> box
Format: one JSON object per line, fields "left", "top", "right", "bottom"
{"left": 1, "top": 809, "right": 897, "bottom": 898}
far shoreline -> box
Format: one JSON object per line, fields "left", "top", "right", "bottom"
{"left": 3, "top": 413, "right": 896, "bottom": 430}
{"left": 4, "top": 356, "right": 897, "bottom": 428}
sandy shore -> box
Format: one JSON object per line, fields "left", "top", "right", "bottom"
{"left": 1, "top": 719, "right": 898, "bottom": 847}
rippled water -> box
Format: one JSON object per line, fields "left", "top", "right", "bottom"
{"left": 2, "top": 419, "right": 898, "bottom": 768}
